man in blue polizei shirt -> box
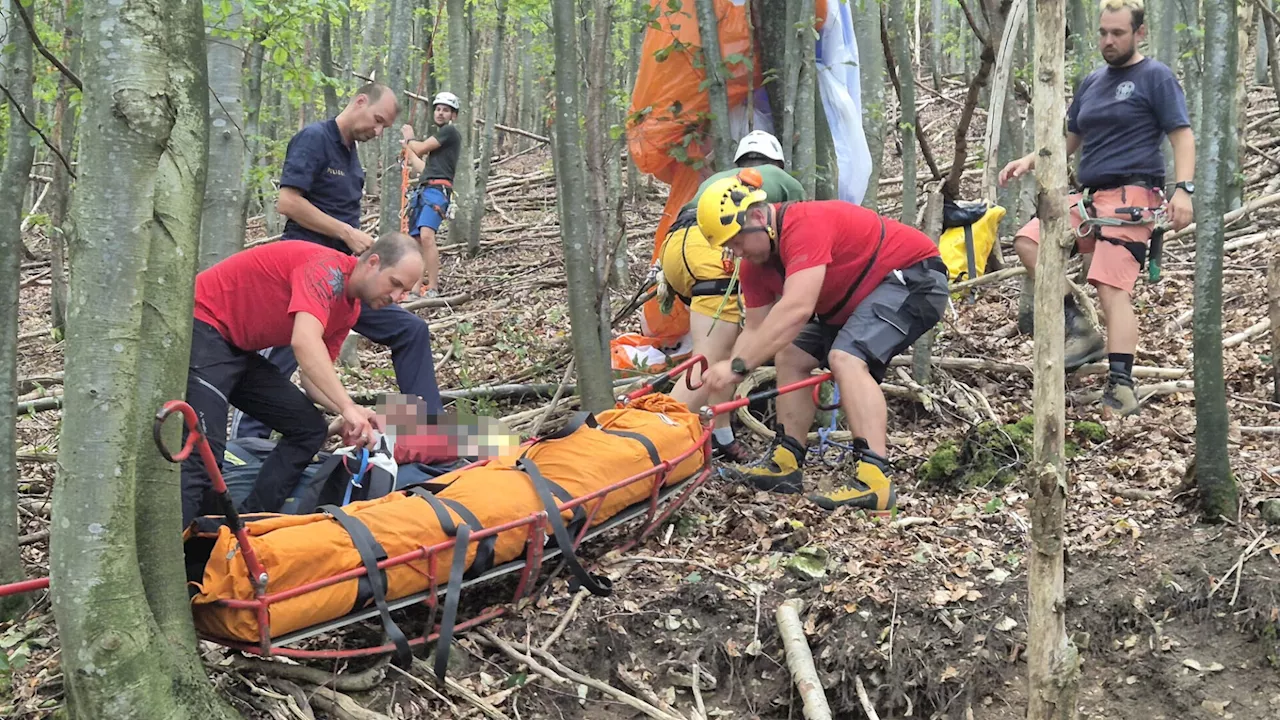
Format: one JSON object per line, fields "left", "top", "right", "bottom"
{"left": 999, "top": 0, "right": 1195, "bottom": 419}
{"left": 232, "top": 83, "right": 445, "bottom": 441}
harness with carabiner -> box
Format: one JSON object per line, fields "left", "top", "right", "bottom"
{"left": 1074, "top": 183, "right": 1171, "bottom": 283}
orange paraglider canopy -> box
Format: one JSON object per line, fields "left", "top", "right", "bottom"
{"left": 627, "top": 0, "right": 824, "bottom": 343}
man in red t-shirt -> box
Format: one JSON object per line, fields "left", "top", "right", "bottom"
{"left": 181, "top": 233, "right": 424, "bottom": 525}
{"left": 697, "top": 176, "right": 949, "bottom": 512}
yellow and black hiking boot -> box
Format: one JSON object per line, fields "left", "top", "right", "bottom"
{"left": 1101, "top": 375, "right": 1140, "bottom": 418}
{"left": 808, "top": 443, "right": 897, "bottom": 512}
{"left": 723, "top": 433, "right": 806, "bottom": 494}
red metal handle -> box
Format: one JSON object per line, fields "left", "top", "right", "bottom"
{"left": 0, "top": 576, "right": 49, "bottom": 599}
{"left": 153, "top": 399, "right": 270, "bottom": 593}
{"left": 702, "top": 371, "right": 833, "bottom": 421}
{"left": 812, "top": 380, "right": 842, "bottom": 412}
{"left": 621, "top": 354, "right": 708, "bottom": 403}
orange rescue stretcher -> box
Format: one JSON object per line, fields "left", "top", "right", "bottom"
{"left": 0, "top": 356, "right": 842, "bottom": 681}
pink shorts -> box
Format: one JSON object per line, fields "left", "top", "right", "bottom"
{"left": 1015, "top": 185, "right": 1162, "bottom": 294}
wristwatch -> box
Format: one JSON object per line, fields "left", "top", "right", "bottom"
{"left": 1175, "top": 181, "right": 1195, "bottom": 195}
{"left": 730, "top": 358, "right": 748, "bottom": 376}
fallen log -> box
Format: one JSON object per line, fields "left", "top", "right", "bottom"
{"left": 776, "top": 599, "right": 832, "bottom": 720}
{"left": 400, "top": 291, "right": 471, "bottom": 312}
{"left": 1166, "top": 191, "right": 1280, "bottom": 243}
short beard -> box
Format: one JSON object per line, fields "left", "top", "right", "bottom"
{"left": 1106, "top": 47, "right": 1136, "bottom": 67}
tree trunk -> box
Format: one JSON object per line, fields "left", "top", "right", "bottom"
{"left": 695, "top": 0, "right": 735, "bottom": 170}
{"left": 1266, "top": 8, "right": 1280, "bottom": 103}
{"left": 49, "top": 0, "right": 82, "bottom": 334}
{"left": 1269, "top": 242, "right": 1280, "bottom": 403}
{"left": 0, "top": 0, "right": 35, "bottom": 620}
{"left": 200, "top": 0, "right": 247, "bottom": 270}
{"left": 1228, "top": 1, "right": 1254, "bottom": 210}
{"left": 379, "top": 0, "right": 414, "bottom": 235}
{"left": 1026, "top": 0, "right": 1082, "bottom": 714}
{"left": 447, "top": 0, "right": 478, "bottom": 254}
{"left": 854, "top": 0, "right": 887, "bottom": 209}
{"left": 794, "top": 0, "right": 817, "bottom": 197}
{"left": 341, "top": 3, "right": 353, "bottom": 78}
{"left": 52, "top": 0, "right": 238, "bottom": 716}
{"left": 1179, "top": 0, "right": 1202, "bottom": 135}
{"left": 241, "top": 29, "right": 266, "bottom": 221}
{"left": 583, "top": 0, "right": 613, "bottom": 232}
{"left": 551, "top": 0, "right": 613, "bottom": 413}
{"left": 1256, "top": 7, "right": 1269, "bottom": 86}
{"left": 931, "top": 0, "right": 944, "bottom": 89}
{"left": 910, "top": 191, "right": 944, "bottom": 383}
{"left": 1193, "top": 0, "right": 1239, "bottom": 522}
{"left": 626, "top": 3, "right": 645, "bottom": 203}
{"left": 320, "top": 11, "right": 341, "bottom": 117}
{"left": 982, "top": 0, "right": 1028, "bottom": 203}
{"left": 943, "top": 1, "right": 1008, "bottom": 199}
{"left": 889, "top": 0, "right": 917, "bottom": 221}
{"left": 466, "top": 0, "right": 508, "bottom": 251}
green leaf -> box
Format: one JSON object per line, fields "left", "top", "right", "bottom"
{"left": 666, "top": 0, "right": 682, "bottom": 12}
{"left": 505, "top": 671, "right": 528, "bottom": 688}
{"left": 684, "top": 571, "right": 702, "bottom": 584}
{"left": 983, "top": 497, "right": 1004, "bottom": 513}
{"left": 272, "top": 46, "right": 288, "bottom": 65}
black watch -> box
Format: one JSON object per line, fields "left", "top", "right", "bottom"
{"left": 1175, "top": 181, "right": 1195, "bottom": 195}
{"left": 730, "top": 357, "right": 748, "bottom": 376}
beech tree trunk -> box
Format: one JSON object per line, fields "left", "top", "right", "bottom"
{"left": 853, "top": 0, "right": 887, "bottom": 209}
{"left": 200, "top": 0, "right": 247, "bottom": 269}
{"left": 551, "top": 0, "right": 613, "bottom": 413}
{"left": 1026, "top": 0, "right": 1081, "bottom": 713}
{"left": 794, "top": 0, "right": 817, "bottom": 197}
{"left": 379, "top": 0, "right": 414, "bottom": 234}
{"left": 1269, "top": 243, "right": 1280, "bottom": 403}
{"left": 889, "top": 0, "right": 917, "bottom": 221}
{"left": 48, "top": 0, "right": 81, "bottom": 333}
{"left": 1193, "top": 0, "right": 1239, "bottom": 522}
{"left": 51, "top": 0, "right": 238, "bottom": 716}
{"left": 447, "top": 0, "right": 478, "bottom": 254}
{"left": 0, "top": 0, "right": 35, "bottom": 621}
{"left": 320, "top": 11, "right": 340, "bottom": 117}
{"left": 466, "top": 0, "right": 508, "bottom": 251}
{"left": 695, "top": 0, "right": 735, "bottom": 170}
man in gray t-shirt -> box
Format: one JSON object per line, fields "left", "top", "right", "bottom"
{"left": 999, "top": 0, "right": 1195, "bottom": 419}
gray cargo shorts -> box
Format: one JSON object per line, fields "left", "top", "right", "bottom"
{"left": 792, "top": 257, "right": 950, "bottom": 383}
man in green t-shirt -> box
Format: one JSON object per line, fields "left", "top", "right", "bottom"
{"left": 658, "top": 131, "right": 805, "bottom": 462}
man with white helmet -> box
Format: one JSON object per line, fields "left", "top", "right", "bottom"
{"left": 400, "top": 91, "right": 463, "bottom": 297}
{"left": 657, "top": 130, "right": 805, "bottom": 462}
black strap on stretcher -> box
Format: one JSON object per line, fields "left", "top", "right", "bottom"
{"left": 320, "top": 505, "right": 413, "bottom": 668}
{"left": 513, "top": 412, "right": 663, "bottom": 597}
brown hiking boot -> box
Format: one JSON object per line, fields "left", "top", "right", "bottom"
{"left": 1102, "top": 376, "right": 1140, "bottom": 418}
{"left": 1064, "top": 321, "right": 1106, "bottom": 373}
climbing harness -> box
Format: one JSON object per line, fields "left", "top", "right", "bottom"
{"left": 1073, "top": 185, "right": 1171, "bottom": 284}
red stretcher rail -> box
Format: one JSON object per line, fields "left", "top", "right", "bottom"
{"left": 0, "top": 354, "right": 829, "bottom": 659}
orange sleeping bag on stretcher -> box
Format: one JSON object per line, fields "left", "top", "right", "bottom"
{"left": 184, "top": 395, "right": 705, "bottom": 643}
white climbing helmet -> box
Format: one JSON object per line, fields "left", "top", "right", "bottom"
{"left": 734, "top": 130, "right": 785, "bottom": 164}
{"left": 432, "top": 91, "right": 461, "bottom": 111}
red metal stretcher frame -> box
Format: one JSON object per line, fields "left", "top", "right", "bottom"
{"left": 0, "top": 355, "right": 839, "bottom": 663}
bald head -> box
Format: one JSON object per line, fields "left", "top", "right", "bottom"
{"left": 340, "top": 83, "right": 398, "bottom": 143}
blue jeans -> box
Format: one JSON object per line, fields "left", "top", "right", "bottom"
{"left": 231, "top": 302, "right": 444, "bottom": 440}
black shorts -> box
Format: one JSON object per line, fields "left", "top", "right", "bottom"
{"left": 792, "top": 257, "right": 950, "bottom": 383}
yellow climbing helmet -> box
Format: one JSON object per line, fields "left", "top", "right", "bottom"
{"left": 696, "top": 168, "right": 769, "bottom": 248}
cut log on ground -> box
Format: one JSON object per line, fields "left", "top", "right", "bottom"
{"left": 776, "top": 599, "right": 832, "bottom": 720}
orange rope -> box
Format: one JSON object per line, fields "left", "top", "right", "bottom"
{"left": 400, "top": 148, "right": 411, "bottom": 233}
